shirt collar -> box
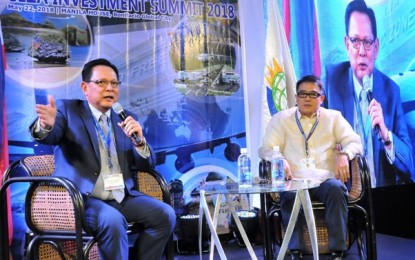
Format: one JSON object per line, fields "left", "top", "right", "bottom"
{"left": 88, "top": 103, "right": 111, "bottom": 122}
{"left": 296, "top": 107, "right": 320, "bottom": 119}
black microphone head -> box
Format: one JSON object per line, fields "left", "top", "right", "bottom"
{"left": 362, "top": 75, "right": 380, "bottom": 136}
{"left": 367, "top": 90, "right": 373, "bottom": 101}
{"left": 112, "top": 102, "right": 127, "bottom": 120}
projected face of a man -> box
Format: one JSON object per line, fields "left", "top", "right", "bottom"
{"left": 345, "top": 11, "right": 379, "bottom": 84}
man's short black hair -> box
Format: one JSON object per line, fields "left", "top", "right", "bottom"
{"left": 345, "top": 0, "right": 377, "bottom": 39}
{"left": 82, "top": 58, "right": 119, "bottom": 81}
{"left": 296, "top": 75, "right": 324, "bottom": 94}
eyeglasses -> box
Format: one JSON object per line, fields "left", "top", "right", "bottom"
{"left": 297, "top": 91, "right": 323, "bottom": 99}
{"left": 347, "top": 36, "right": 375, "bottom": 50}
{"left": 85, "top": 79, "right": 121, "bottom": 88}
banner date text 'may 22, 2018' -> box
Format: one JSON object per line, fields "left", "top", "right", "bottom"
{"left": 6, "top": 0, "right": 236, "bottom": 20}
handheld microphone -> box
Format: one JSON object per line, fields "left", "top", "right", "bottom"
{"left": 112, "top": 102, "right": 142, "bottom": 144}
{"left": 364, "top": 76, "right": 381, "bottom": 139}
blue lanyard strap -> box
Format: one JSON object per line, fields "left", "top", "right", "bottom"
{"left": 354, "top": 90, "right": 371, "bottom": 156}
{"left": 94, "top": 117, "right": 114, "bottom": 169}
{"left": 295, "top": 111, "right": 320, "bottom": 157}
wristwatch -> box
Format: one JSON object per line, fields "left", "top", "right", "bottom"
{"left": 137, "top": 137, "right": 146, "bottom": 147}
{"left": 383, "top": 130, "right": 392, "bottom": 146}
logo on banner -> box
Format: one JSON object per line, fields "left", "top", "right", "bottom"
{"left": 265, "top": 57, "right": 288, "bottom": 115}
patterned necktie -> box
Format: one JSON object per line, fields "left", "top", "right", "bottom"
{"left": 99, "top": 113, "right": 125, "bottom": 203}
{"left": 99, "top": 114, "right": 109, "bottom": 137}
{"left": 359, "top": 87, "right": 369, "bottom": 124}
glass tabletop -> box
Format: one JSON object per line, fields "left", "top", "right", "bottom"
{"left": 194, "top": 179, "right": 321, "bottom": 195}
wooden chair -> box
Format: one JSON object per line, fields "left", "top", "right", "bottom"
{"left": 268, "top": 154, "right": 376, "bottom": 259}
{"left": 0, "top": 154, "right": 174, "bottom": 260}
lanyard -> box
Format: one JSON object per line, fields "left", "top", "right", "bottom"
{"left": 353, "top": 90, "right": 371, "bottom": 156}
{"left": 94, "top": 117, "right": 114, "bottom": 169}
{"left": 295, "top": 111, "right": 320, "bottom": 157}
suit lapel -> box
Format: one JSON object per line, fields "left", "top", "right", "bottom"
{"left": 80, "top": 102, "right": 101, "bottom": 162}
{"left": 372, "top": 69, "right": 382, "bottom": 107}
{"left": 345, "top": 67, "right": 356, "bottom": 126}
{"left": 371, "top": 69, "right": 381, "bottom": 176}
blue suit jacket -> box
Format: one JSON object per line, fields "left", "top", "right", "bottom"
{"left": 325, "top": 62, "right": 414, "bottom": 186}
{"left": 30, "top": 99, "right": 156, "bottom": 196}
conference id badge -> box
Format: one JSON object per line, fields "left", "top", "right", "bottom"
{"left": 300, "top": 158, "right": 315, "bottom": 169}
{"left": 103, "top": 174, "right": 125, "bottom": 191}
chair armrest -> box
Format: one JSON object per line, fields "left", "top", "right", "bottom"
{"left": 135, "top": 169, "right": 171, "bottom": 205}
{"left": 1, "top": 160, "right": 21, "bottom": 184}
{"left": 348, "top": 154, "right": 369, "bottom": 203}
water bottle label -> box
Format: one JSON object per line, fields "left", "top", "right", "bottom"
{"left": 277, "top": 160, "right": 284, "bottom": 177}
{"left": 271, "top": 158, "right": 284, "bottom": 185}
{"left": 239, "top": 170, "right": 252, "bottom": 186}
{"left": 238, "top": 152, "right": 252, "bottom": 187}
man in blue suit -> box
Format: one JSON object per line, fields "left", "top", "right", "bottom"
{"left": 325, "top": 0, "right": 413, "bottom": 187}
{"left": 30, "top": 58, "right": 176, "bottom": 259}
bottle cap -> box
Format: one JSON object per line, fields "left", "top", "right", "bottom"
{"left": 272, "top": 146, "right": 280, "bottom": 152}
{"left": 240, "top": 148, "right": 248, "bottom": 154}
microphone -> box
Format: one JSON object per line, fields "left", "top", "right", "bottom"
{"left": 112, "top": 102, "right": 142, "bottom": 144}
{"left": 363, "top": 76, "right": 381, "bottom": 139}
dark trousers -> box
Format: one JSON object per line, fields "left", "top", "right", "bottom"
{"left": 85, "top": 193, "right": 176, "bottom": 259}
{"left": 280, "top": 178, "right": 348, "bottom": 251}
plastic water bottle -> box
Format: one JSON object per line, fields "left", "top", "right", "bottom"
{"left": 271, "top": 146, "right": 285, "bottom": 188}
{"left": 237, "top": 148, "right": 252, "bottom": 188}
